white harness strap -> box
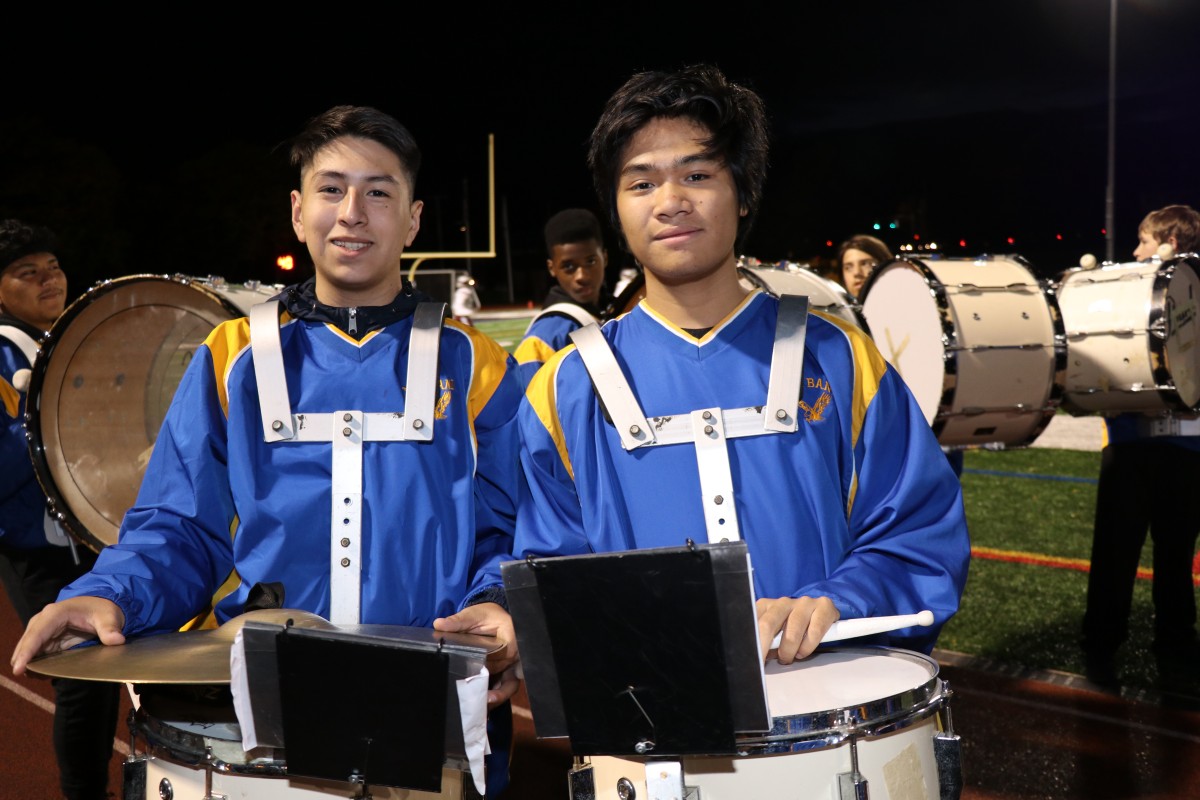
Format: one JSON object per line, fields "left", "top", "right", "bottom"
{"left": 765, "top": 295, "right": 809, "bottom": 432}
{"left": 569, "top": 295, "right": 810, "bottom": 543}
{"left": 570, "top": 322, "right": 653, "bottom": 451}
{"left": 248, "top": 300, "right": 446, "bottom": 623}
{"left": 0, "top": 325, "right": 39, "bottom": 371}
{"left": 524, "top": 303, "right": 599, "bottom": 334}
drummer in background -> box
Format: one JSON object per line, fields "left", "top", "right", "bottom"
{"left": 0, "top": 219, "right": 121, "bottom": 800}
{"left": 10, "top": 107, "right": 524, "bottom": 797}
{"left": 484, "top": 64, "right": 970, "bottom": 662}
{"left": 836, "top": 233, "right": 891, "bottom": 300}
{"left": 1081, "top": 203, "right": 1200, "bottom": 697}
{"left": 512, "top": 208, "right": 613, "bottom": 387}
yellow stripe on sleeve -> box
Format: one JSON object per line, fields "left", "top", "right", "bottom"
{"left": 202, "top": 311, "right": 278, "bottom": 416}
{"left": 525, "top": 346, "right": 575, "bottom": 481}
{"left": 0, "top": 377, "right": 19, "bottom": 419}
{"left": 447, "top": 320, "right": 511, "bottom": 434}
{"left": 513, "top": 336, "right": 558, "bottom": 366}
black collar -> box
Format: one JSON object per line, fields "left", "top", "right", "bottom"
{"left": 275, "top": 276, "right": 433, "bottom": 340}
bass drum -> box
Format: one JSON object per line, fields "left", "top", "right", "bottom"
{"left": 1056, "top": 256, "right": 1200, "bottom": 414}
{"left": 26, "top": 275, "right": 281, "bottom": 553}
{"left": 738, "top": 261, "right": 869, "bottom": 332}
{"left": 859, "top": 255, "right": 1066, "bottom": 449}
{"left": 599, "top": 260, "right": 869, "bottom": 333}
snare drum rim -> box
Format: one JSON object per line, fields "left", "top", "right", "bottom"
{"left": 25, "top": 274, "right": 258, "bottom": 553}
{"left": 740, "top": 646, "right": 946, "bottom": 755}
{"left": 132, "top": 706, "right": 288, "bottom": 777}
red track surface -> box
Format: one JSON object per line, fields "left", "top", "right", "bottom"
{"left": 4, "top": 600, "right": 1199, "bottom": 799}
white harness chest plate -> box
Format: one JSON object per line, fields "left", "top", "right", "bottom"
{"left": 248, "top": 301, "right": 446, "bottom": 623}
{"left": 569, "top": 294, "right": 810, "bottom": 544}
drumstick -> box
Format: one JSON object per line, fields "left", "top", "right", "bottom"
{"left": 768, "top": 609, "right": 935, "bottom": 650}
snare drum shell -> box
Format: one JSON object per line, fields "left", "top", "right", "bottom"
{"left": 1056, "top": 257, "right": 1200, "bottom": 414}
{"left": 129, "top": 704, "right": 468, "bottom": 799}
{"left": 579, "top": 646, "right": 947, "bottom": 800}
{"left": 860, "top": 256, "right": 1065, "bottom": 448}
{"left": 26, "top": 275, "right": 280, "bottom": 552}
{"left": 130, "top": 755, "right": 465, "bottom": 800}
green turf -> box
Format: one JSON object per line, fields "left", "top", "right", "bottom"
{"left": 945, "top": 447, "right": 1161, "bottom": 690}
{"left": 475, "top": 316, "right": 1182, "bottom": 693}
{"left": 474, "top": 316, "right": 532, "bottom": 353}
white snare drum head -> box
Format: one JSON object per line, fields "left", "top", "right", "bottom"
{"left": 764, "top": 647, "right": 937, "bottom": 720}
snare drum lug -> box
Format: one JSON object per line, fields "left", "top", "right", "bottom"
{"left": 567, "top": 761, "right": 597, "bottom": 800}
{"left": 835, "top": 733, "right": 869, "bottom": 800}
{"left": 837, "top": 772, "right": 869, "bottom": 800}
{"left": 121, "top": 757, "right": 147, "bottom": 800}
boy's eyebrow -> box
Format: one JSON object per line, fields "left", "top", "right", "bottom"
{"left": 308, "top": 169, "right": 402, "bottom": 186}
{"left": 620, "top": 151, "right": 716, "bottom": 179}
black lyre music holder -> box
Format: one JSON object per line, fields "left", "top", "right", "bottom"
{"left": 502, "top": 540, "right": 769, "bottom": 757}
{"left": 241, "top": 621, "right": 492, "bottom": 792}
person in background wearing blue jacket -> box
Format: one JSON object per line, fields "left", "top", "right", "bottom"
{"left": 487, "top": 65, "right": 970, "bottom": 663}
{"left": 11, "top": 107, "right": 524, "bottom": 798}
{"left": 0, "top": 219, "right": 121, "bottom": 800}
{"left": 512, "top": 208, "right": 611, "bottom": 387}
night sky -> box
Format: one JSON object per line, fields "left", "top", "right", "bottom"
{"left": 3, "top": 3, "right": 1198, "bottom": 303}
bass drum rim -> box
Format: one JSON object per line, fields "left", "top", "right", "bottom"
{"left": 26, "top": 274, "right": 272, "bottom": 553}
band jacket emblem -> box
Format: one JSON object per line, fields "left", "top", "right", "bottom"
{"left": 800, "top": 376, "right": 832, "bottom": 424}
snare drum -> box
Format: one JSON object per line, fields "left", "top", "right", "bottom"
{"left": 128, "top": 704, "right": 466, "bottom": 800}
{"left": 739, "top": 262, "right": 870, "bottom": 332}
{"left": 860, "top": 255, "right": 1066, "bottom": 448}
{"left": 1056, "top": 256, "right": 1200, "bottom": 414}
{"left": 26, "top": 274, "right": 281, "bottom": 552}
{"left": 573, "top": 647, "right": 956, "bottom": 800}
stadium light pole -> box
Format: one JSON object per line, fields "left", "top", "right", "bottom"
{"left": 1105, "top": 0, "right": 1117, "bottom": 263}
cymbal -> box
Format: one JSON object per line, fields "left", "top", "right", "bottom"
{"left": 26, "top": 608, "right": 508, "bottom": 685}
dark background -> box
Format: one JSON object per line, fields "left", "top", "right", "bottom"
{"left": 3, "top": 3, "right": 1198, "bottom": 305}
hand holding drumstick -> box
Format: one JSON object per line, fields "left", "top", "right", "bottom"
{"left": 758, "top": 595, "right": 935, "bottom": 664}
